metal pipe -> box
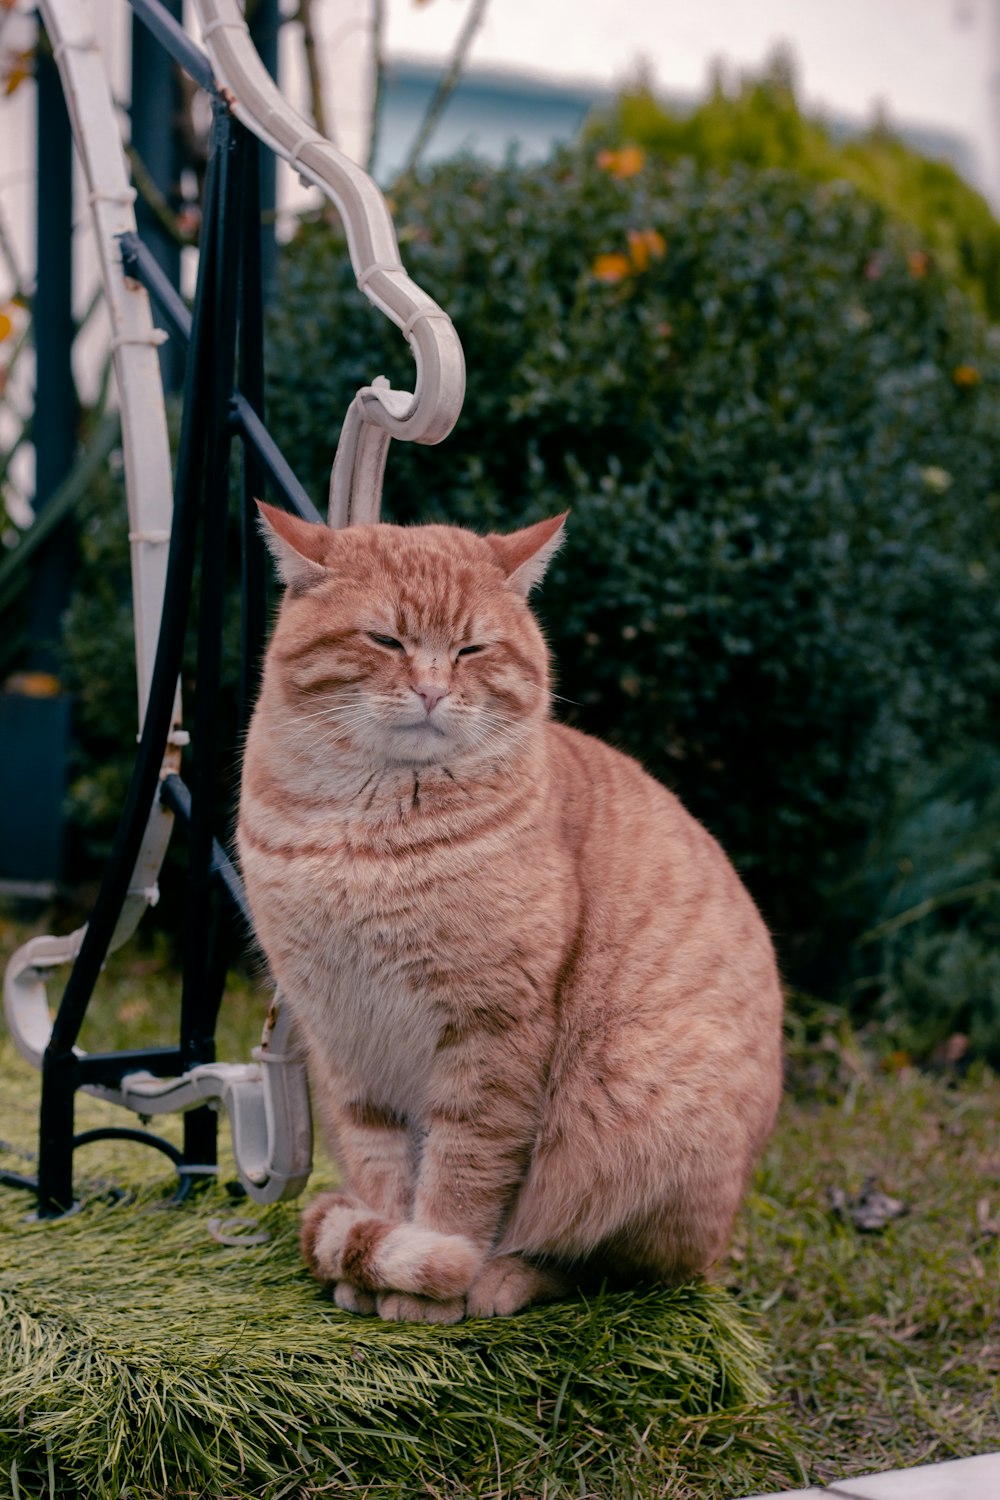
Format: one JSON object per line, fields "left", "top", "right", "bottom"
{"left": 128, "top": 0, "right": 215, "bottom": 93}
{"left": 177, "top": 106, "right": 245, "bottom": 1168}
{"left": 159, "top": 774, "right": 251, "bottom": 926}
{"left": 119, "top": 232, "right": 192, "bottom": 344}
{"left": 230, "top": 396, "right": 323, "bottom": 523}
{"left": 130, "top": 0, "right": 183, "bottom": 390}
{"left": 237, "top": 131, "right": 270, "bottom": 732}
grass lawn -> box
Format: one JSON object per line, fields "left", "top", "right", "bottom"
{"left": 1, "top": 906, "right": 997, "bottom": 1497}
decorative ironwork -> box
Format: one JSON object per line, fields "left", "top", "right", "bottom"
{"left": 3, "top": 0, "right": 465, "bottom": 1217}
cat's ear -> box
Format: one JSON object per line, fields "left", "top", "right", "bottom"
{"left": 256, "top": 500, "right": 334, "bottom": 592}
{"left": 486, "top": 512, "right": 568, "bottom": 598}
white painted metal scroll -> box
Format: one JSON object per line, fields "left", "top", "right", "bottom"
{"left": 189, "top": 0, "right": 467, "bottom": 528}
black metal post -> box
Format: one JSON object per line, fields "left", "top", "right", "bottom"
{"left": 237, "top": 133, "right": 270, "bottom": 730}
{"left": 248, "top": 0, "right": 279, "bottom": 302}
{"left": 11, "top": 30, "right": 79, "bottom": 894}
{"left": 32, "top": 33, "right": 76, "bottom": 666}
{"left": 130, "top": 0, "right": 184, "bottom": 391}
{"left": 177, "top": 106, "right": 245, "bottom": 1170}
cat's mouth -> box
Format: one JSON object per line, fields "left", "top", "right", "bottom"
{"left": 383, "top": 716, "right": 454, "bottom": 767}
{"left": 393, "top": 718, "right": 448, "bottom": 738}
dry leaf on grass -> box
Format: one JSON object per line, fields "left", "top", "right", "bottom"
{"left": 829, "top": 1175, "right": 908, "bottom": 1232}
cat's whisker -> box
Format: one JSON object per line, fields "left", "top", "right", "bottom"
{"left": 282, "top": 725, "right": 367, "bottom": 750}
{"left": 293, "top": 702, "right": 371, "bottom": 726}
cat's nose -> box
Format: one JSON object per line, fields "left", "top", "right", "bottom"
{"left": 412, "top": 682, "right": 449, "bottom": 713}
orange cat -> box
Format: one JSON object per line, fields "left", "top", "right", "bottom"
{"left": 237, "top": 504, "right": 783, "bottom": 1323}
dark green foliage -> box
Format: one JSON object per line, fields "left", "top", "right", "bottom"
{"left": 265, "top": 148, "right": 1000, "bottom": 979}
{"left": 846, "top": 750, "right": 1000, "bottom": 1063}
{"left": 60, "top": 454, "right": 142, "bottom": 868}
{"left": 588, "top": 49, "right": 1000, "bottom": 320}
{"left": 51, "top": 131, "right": 1000, "bottom": 1043}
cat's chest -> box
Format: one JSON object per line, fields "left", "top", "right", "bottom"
{"left": 287, "top": 915, "right": 439, "bottom": 1112}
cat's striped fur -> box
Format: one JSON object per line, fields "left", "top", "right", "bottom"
{"left": 237, "top": 505, "right": 783, "bottom": 1322}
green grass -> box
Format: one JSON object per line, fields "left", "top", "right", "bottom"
{"left": 0, "top": 1175, "right": 778, "bottom": 1499}
{"left": 1, "top": 909, "right": 998, "bottom": 1497}
{"left": 740, "top": 1053, "right": 1000, "bottom": 1481}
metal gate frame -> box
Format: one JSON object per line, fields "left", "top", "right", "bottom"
{"left": 3, "top": 0, "right": 466, "bottom": 1217}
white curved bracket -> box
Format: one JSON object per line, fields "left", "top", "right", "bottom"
{"left": 88, "top": 998, "right": 313, "bottom": 1203}
{"left": 190, "top": 0, "right": 467, "bottom": 527}
{"left": 3, "top": 936, "right": 311, "bottom": 1203}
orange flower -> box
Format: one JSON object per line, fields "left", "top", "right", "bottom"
{"left": 907, "top": 249, "right": 930, "bottom": 279}
{"left": 0, "top": 308, "right": 12, "bottom": 343}
{"left": 6, "top": 671, "right": 61, "bottom": 699}
{"left": 591, "top": 252, "right": 632, "bottom": 285}
{"left": 596, "top": 144, "right": 645, "bottom": 180}
{"left": 953, "top": 364, "right": 980, "bottom": 387}
{"left": 627, "top": 227, "right": 666, "bottom": 271}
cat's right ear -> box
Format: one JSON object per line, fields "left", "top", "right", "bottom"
{"left": 256, "top": 501, "right": 334, "bottom": 593}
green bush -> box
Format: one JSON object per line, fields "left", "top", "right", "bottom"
{"left": 52, "top": 136, "right": 1000, "bottom": 1037}
{"left": 587, "top": 49, "right": 1000, "bottom": 321}
{"left": 61, "top": 455, "right": 144, "bottom": 870}
{"left": 845, "top": 751, "right": 1000, "bottom": 1064}
{"left": 265, "top": 149, "right": 1000, "bottom": 982}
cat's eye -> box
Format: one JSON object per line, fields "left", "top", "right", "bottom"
{"left": 368, "top": 632, "right": 404, "bottom": 651}
{"left": 456, "top": 644, "right": 486, "bottom": 658}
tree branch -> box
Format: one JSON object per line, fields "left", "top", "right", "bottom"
{"left": 297, "top": 0, "right": 332, "bottom": 144}
{"left": 365, "top": 0, "right": 386, "bottom": 176}
{"left": 398, "top": 0, "right": 489, "bottom": 182}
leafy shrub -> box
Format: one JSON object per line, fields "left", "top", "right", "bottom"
{"left": 265, "top": 148, "right": 1000, "bottom": 982}
{"left": 52, "top": 131, "right": 1000, "bottom": 1024}
{"left": 587, "top": 49, "right": 1000, "bottom": 321}
{"left": 845, "top": 752, "right": 1000, "bottom": 1063}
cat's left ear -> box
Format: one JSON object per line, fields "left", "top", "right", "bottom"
{"left": 256, "top": 500, "right": 335, "bottom": 593}
{"left": 486, "top": 512, "right": 568, "bottom": 598}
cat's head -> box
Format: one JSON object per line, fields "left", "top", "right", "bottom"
{"left": 256, "top": 504, "right": 566, "bottom": 769}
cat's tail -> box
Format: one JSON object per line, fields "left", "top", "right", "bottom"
{"left": 301, "top": 1192, "right": 482, "bottom": 1299}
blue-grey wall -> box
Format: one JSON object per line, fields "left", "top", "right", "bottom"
{"left": 373, "top": 61, "right": 612, "bottom": 180}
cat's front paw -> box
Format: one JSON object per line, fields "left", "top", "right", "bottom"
{"left": 465, "top": 1255, "right": 570, "bottom": 1318}
{"left": 301, "top": 1191, "right": 361, "bottom": 1283}
{"left": 333, "top": 1280, "right": 377, "bottom": 1316}
{"left": 376, "top": 1290, "right": 466, "bottom": 1325}
{"left": 370, "top": 1225, "right": 482, "bottom": 1300}
{"left": 300, "top": 1195, "right": 483, "bottom": 1299}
